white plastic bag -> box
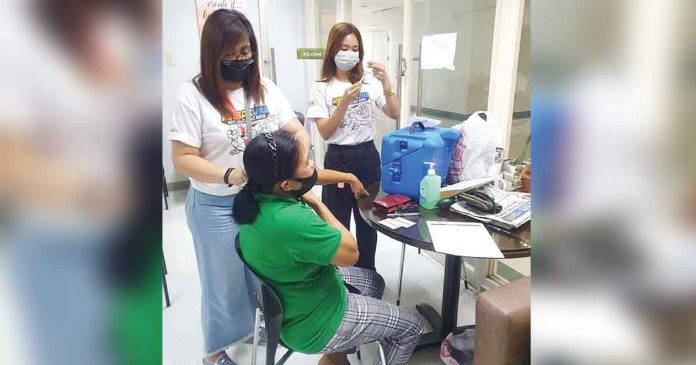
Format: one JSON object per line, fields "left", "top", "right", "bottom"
{"left": 447, "top": 111, "right": 497, "bottom": 184}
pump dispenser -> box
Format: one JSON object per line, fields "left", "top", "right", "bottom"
{"left": 419, "top": 162, "right": 441, "bottom": 209}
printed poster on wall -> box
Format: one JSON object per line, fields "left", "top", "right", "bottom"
{"left": 196, "top": 0, "right": 248, "bottom": 36}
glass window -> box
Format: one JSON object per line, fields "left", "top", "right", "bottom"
{"left": 409, "top": 0, "right": 497, "bottom": 128}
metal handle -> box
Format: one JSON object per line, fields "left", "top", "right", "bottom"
{"left": 416, "top": 44, "right": 423, "bottom": 117}
{"left": 396, "top": 44, "right": 406, "bottom": 129}
{"left": 411, "top": 121, "right": 426, "bottom": 130}
{"left": 263, "top": 47, "right": 277, "bottom": 84}
{"left": 269, "top": 47, "right": 277, "bottom": 84}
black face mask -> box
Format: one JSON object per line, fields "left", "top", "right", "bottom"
{"left": 287, "top": 168, "right": 318, "bottom": 198}
{"left": 220, "top": 58, "right": 254, "bottom": 82}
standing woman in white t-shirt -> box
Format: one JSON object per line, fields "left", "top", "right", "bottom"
{"left": 306, "top": 23, "right": 400, "bottom": 271}
{"left": 169, "top": 10, "right": 366, "bottom": 365}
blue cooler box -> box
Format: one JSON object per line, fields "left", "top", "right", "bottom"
{"left": 380, "top": 122, "right": 459, "bottom": 199}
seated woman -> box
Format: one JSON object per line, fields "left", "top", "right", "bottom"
{"left": 233, "top": 130, "right": 423, "bottom": 365}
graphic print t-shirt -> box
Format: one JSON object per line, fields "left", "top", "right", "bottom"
{"left": 169, "top": 77, "right": 295, "bottom": 196}
{"left": 306, "top": 75, "right": 386, "bottom": 145}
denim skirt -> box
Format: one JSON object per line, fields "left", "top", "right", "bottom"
{"left": 185, "top": 188, "right": 256, "bottom": 354}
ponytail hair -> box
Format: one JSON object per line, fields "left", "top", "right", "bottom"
{"left": 232, "top": 181, "right": 261, "bottom": 225}
{"left": 232, "top": 130, "right": 301, "bottom": 224}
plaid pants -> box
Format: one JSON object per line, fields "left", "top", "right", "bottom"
{"left": 321, "top": 267, "right": 424, "bottom": 365}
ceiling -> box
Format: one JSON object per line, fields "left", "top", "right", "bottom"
{"left": 358, "top": 0, "right": 408, "bottom": 14}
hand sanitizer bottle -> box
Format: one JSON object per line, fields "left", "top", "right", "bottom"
{"left": 419, "top": 162, "right": 441, "bottom": 209}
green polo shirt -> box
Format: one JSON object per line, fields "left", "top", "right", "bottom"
{"left": 239, "top": 193, "right": 346, "bottom": 354}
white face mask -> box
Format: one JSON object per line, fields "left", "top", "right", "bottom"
{"left": 334, "top": 50, "right": 360, "bottom": 71}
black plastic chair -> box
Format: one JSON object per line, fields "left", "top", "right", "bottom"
{"left": 294, "top": 111, "right": 305, "bottom": 126}
{"left": 162, "top": 166, "right": 169, "bottom": 210}
{"left": 235, "top": 235, "right": 293, "bottom": 365}
{"left": 163, "top": 250, "right": 170, "bottom": 308}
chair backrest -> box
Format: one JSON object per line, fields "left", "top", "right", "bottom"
{"left": 235, "top": 234, "right": 286, "bottom": 365}
{"left": 294, "top": 111, "right": 305, "bottom": 126}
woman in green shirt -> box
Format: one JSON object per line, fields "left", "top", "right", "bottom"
{"left": 233, "top": 130, "right": 423, "bottom": 365}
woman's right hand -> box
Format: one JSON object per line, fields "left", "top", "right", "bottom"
{"left": 339, "top": 82, "right": 362, "bottom": 108}
{"left": 229, "top": 167, "right": 248, "bottom": 185}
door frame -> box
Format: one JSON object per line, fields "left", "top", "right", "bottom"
{"left": 484, "top": 0, "right": 528, "bottom": 289}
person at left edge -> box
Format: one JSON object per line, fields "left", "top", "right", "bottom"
{"left": 169, "top": 9, "right": 368, "bottom": 365}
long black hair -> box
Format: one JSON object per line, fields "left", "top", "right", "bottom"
{"left": 194, "top": 9, "right": 264, "bottom": 119}
{"left": 232, "top": 130, "right": 301, "bottom": 224}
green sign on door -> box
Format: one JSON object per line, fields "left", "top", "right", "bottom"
{"left": 296, "top": 48, "right": 324, "bottom": 59}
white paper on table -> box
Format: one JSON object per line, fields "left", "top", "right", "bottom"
{"left": 378, "top": 218, "right": 401, "bottom": 230}
{"left": 393, "top": 217, "right": 416, "bottom": 228}
{"left": 426, "top": 221, "right": 503, "bottom": 259}
{"left": 421, "top": 33, "right": 457, "bottom": 70}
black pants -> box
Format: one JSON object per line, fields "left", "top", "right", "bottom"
{"left": 323, "top": 141, "right": 381, "bottom": 271}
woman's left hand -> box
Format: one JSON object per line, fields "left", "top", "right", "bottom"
{"left": 367, "top": 61, "right": 389, "bottom": 85}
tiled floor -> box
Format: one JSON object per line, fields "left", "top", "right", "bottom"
{"left": 163, "top": 187, "right": 477, "bottom": 365}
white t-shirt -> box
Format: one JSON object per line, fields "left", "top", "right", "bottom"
{"left": 169, "top": 77, "right": 296, "bottom": 196}
{"left": 306, "top": 75, "right": 386, "bottom": 145}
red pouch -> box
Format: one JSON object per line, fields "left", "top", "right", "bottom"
{"left": 373, "top": 194, "right": 413, "bottom": 214}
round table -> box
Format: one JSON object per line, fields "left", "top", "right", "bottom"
{"left": 357, "top": 183, "right": 531, "bottom": 349}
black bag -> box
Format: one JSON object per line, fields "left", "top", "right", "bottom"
{"left": 459, "top": 188, "right": 502, "bottom": 214}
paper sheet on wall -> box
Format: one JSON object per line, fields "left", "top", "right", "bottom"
{"left": 426, "top": 221, "right": 503, "bottom": 258}
{"left": 196, "top": 0, "right": 249, "bottom": 36}
{"left": 420, "top": 33, "right": 457, "bottom": 70}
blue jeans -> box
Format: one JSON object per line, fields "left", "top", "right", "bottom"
{"left": 186, "top": 188, "right": 256, "bottom": 355}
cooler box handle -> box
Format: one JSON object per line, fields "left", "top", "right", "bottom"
{"left": 410, "top": 121, "right": 426, "bottom": 131}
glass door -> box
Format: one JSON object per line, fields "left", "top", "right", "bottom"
{"left": 258, "top": 0, "right": 338, "bottom": 167}
{"left": 400, "top": 0, "right": 530, "bottom": 291}
{"left": 404, "top": 0, "right": 498, "bottom": 291}
{"left": 407, "top": 0, "right": 497, "bottom": 127}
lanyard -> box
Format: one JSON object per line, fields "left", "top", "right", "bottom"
{"left": 226, "top": 92, "right": 253, "bottom": 145}
{"left": 243, "top": 97, "right": 252, "bottom": 144}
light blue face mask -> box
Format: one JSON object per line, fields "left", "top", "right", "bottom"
{"left": 334, "top": 50, "right": 360, "bottom": 71}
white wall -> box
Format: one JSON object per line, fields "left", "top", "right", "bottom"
{"left": 162, "top": 0, "right": 261, "bottom": 183}
{"left": 266, "top": 0, "right": 310, "bottom": 114}
{"left": 162, "top": 0, "right": 198, "bottom": 183}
